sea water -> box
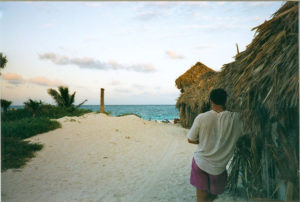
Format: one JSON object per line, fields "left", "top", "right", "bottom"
{"left": 80, "top": 105, "right": 179, "bottom": 121}
{"left": 10, "top": 105, "right": 179, "bottom": 121}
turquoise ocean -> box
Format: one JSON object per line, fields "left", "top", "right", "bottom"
{"left": 80, "top": 105, "right": 179, "bottom": 121}
{"left": 10, "top": 105, "right": 179, "bottom": 121}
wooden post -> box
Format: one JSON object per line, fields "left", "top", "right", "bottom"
{"left": 100, "top": 88, "right": 105, "bottom": 113}
{"left": 236, "top": 43, "right": 240, "bottom": 55}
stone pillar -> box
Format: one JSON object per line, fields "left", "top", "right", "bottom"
{"left": 100, "top": 88, "right": 105, "bottom": 113}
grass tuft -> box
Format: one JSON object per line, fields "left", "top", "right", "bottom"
{"left": 1, "top": 138, "right": 43, "bottom": 171}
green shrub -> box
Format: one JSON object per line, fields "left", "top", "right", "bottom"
{"left": 1, "top": 137, "right": 43, "bottom": 171}
{"left": 1, "top": 108, "right": 32, "bottom": 122}
{"left": 2, "top": 117, "right": 61, "bottom": 139}
{"left": 1, "top": 104, "right": 92, "bottom": 122}
{"left": 1, "top": 104, "right": 91, "bottom": 171}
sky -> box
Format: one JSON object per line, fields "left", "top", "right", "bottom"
{"left": 0, "top": 1, "right": 284, "bottom": 105}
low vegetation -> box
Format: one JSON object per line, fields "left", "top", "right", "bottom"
{"left": 117, "top": 113, "right": 142, "bottom": 118}
{"left": 1, "top": 87, "right": 91, "bottom": 171}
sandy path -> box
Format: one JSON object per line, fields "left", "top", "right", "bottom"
{"left": 2, "top": 113, "right": 242, "bottom": 202}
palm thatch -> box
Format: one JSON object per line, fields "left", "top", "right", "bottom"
{"left": 223, "top": 2, "right": 299, "bottom": 200}
{"left": 176, "top": 71, "right": 220, "bottom": 128}
{"left": 175, "top": 1, "right": 298, "bottom": 200}
{"left": 175, "top": 62, "right": 215, "bottom": 92}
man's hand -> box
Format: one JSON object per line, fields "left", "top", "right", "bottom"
{"left": 187, "top": 138, "right": 199, "bottom": 144}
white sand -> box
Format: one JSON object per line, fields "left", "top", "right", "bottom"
{"left": 2, "top": 113, "right": 244, "bottom": 202}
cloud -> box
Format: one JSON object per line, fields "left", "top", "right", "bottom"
{"left": 184, "top": 2, "right": 209, "bottom": 7}
{"left": 39, "top": 52, "right": 156, "bottom": 73}
{"left": 182, "top": 22, "right": 248, "bottom": 30}
{"left": 134, "top": 2, "right": 176, "bottom": 11}
{"left": 246, "top": 2, "right": 274, "bottom": 7}
{"left": 2, "top": 72, "right": 63, "bottom": 87}
{"left": 114, "top": 88, "right": 131, "bottom": 93}
{"left": 132, "top": 84, "right": 145, "bottom": 90}
{"left": 165, "top": 50, "right": 184, "bottom": 59}
{"left": 110, "top": 80, "right": 121, "bottom": 86}
{"left": 2, "top": 73, "right": 25, "bottom": 85}
{"left": 134, "top": 11, "right": 161, "bottom": 21}
{"left": 28, "top": 77, "right": 63, "bottom": 87}
{"left": 195, "top": 45, "right": 214, "bottom": 49}
{"left": 84, "top": 3, "right": 102, "bottom": 7}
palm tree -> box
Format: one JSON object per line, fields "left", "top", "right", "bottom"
{"left": 1, "top": 99, "right": 12, "bottom": 114}
{"left": 47, "top": 86, "right": 87, "bottom": 109}
{"left": 24, "top": 99, "right": 42, "bottom": 117}
{"left": 0, "top": 53, "right": 8, "bottom": 75}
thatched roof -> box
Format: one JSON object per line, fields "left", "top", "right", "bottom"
{"left": 176, "top": 71, "right": 220, "bottom": 127}
{"left": 175, "top": 62, "right": 215, "bottom": 90}
{"left": 176, "top": 71, "right": 219, "bottom": 110}
{"left": 221, "top": 1, "right": 298, "bottom": 130}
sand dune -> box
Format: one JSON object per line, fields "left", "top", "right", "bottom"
{"left": 2, "top": 113, "right": 243, "bottom": 202}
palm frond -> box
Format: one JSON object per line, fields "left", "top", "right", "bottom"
{"left": 48, "top": 88, "right": 64, "bottom": 106}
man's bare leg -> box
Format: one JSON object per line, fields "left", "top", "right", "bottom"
{"left": 196, "top": 189, "right": 208, "bottom": 202}
{"left": 196, "top": 189, "right": 218, "bottom": 202}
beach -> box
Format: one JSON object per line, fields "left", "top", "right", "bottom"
{"left": 2, "top": 113, "right": 242, "bottom": 202}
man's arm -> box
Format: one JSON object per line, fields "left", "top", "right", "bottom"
{"left": 186, "top": 115, "right": 200, "bottom": 144}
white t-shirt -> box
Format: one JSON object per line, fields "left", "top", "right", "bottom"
{"left": 187, "top": 110, "right": 243, "bottom": 175}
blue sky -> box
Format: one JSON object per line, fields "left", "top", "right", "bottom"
{"left": 0, "top": 1, "right": 284, "bottom": 105}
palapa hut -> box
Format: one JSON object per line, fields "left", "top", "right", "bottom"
{"left": 175, "top": 62, "right": 215, "bottom": 93}
{"left": 175, "top": 62, "right": 218, "bottom": 128}
{"left": 176, "top": 71, "right": 220, "bottom": 128}
{"left": 175, "top": 2, "right": 298, "bottom": 200}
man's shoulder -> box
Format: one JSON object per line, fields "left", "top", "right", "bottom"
{"left": 195, "top": 110, "right": 213, "bottom": 119}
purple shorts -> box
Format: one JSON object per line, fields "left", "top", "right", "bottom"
{"left": 190, "top": 158, "right": 227, "bottom": 195}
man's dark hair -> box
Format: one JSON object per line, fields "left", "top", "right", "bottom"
{"left": 209, "top": 88, "right": 227, "bottom": 106}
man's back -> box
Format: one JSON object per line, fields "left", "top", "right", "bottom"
{"left": 187, "top": 110, "right": 243, "bottom": 175}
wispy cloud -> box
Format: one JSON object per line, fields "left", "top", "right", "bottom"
{"left": 182, "top": 22, "right": 248, "bottom": 30}
{"left": 195, "top": 45, "right": 214, "bottom": 49}
{"left": 38, "top": 52, "right": 156, "bottom": 73}
{"left": 134, "top": 2, "right": 177, "bottom": 11}
{"left": 110, "top": 80, "right": 121, "bottom": 86}
{"left": 114, "top": 88, "right": 131, "bottom": 93}
{"left": 184, "top": 2, "right": 209, "bottom": 7}
{"left": 134, "top": 11, "right": 161, "bottom": 21}
{"left": 2, "top": 72, "right": 63, "bottom": 87}
{"left": 132, "top": 84, "right": 145, "bottom": 90}
{"left": 165, "top": 50, "right": 184, "bottom": 59}
{"left": 2, "top": 73, "right": 25, "bottom": 85}
{"left": 246, "top": 2, "right": 275, "bottom": 7}
{"left": 28, "top": 77, "right": 63, "bottom": 87}
{"left": 84, "top": 3, "right": 102, "bottom": 7}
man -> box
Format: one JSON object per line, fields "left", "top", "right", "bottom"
{"left": 187, "top": 88, "right": 243, "bottom": 202}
